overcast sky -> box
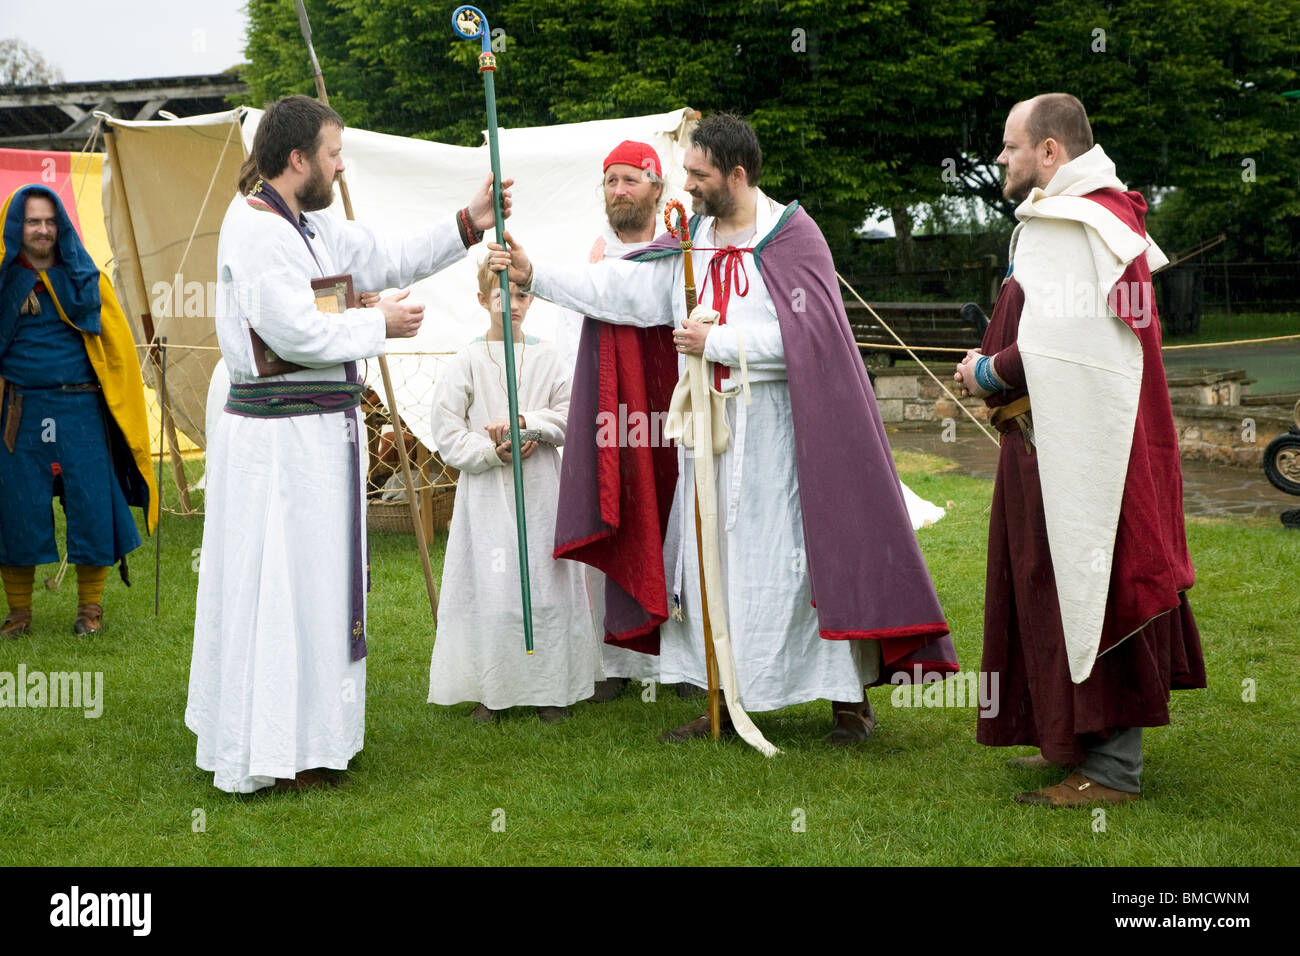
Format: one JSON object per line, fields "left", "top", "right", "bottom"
{"left": 6, "top": 0, "right": 249, "bottom": 82}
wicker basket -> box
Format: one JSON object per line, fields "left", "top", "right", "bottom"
{"left": 367, "top": 490, "right": 456, "bottom": 534}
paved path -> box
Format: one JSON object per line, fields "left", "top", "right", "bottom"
{"left": 1163, "top": 339, "right": 1300, "bottom": 396}
{"left": 889, "top": 425, "right": 1298, "bottom": 520}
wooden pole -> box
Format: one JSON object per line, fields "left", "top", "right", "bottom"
{"left": 103, "top": 121, "right": 198, "bottom": 514}
{"left": 694, "top": 487, "right": 722, "bottom": 740}
{"left": 154, "top": 338, "right": 167, "bottom": 616}
{"left": 104, "top": 128, "right": 168, "bottom": 610}
{"left": 665, "top": 200, "right": 721, "bottom": 739}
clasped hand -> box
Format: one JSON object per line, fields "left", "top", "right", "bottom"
{"left": 486, "top": 416, "right": 536, "bottom": 463}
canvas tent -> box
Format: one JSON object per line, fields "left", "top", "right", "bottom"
{"left": 100, "top": 106, "right": 699, "bottom": 459}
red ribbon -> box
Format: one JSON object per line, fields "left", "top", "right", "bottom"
{"left": 699, "top": 246, "right": 752, "bottom": 391}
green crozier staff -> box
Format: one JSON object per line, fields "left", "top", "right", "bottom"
{"left": 453, "top": 5, "right": 534, "bottom": 654}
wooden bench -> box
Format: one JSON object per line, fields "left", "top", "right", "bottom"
{"left": 844, "top": 301, "right": 988, "bottom": 368}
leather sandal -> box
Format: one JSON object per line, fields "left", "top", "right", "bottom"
{"left": 659, "top": 711, "right": 734, "bottom": 743}
{"left": 827, "top": 698, "right": 877, "bottom": 746}
{"left": 73, "top": 603, "right": 102, "bottom": 636}
{"left": 1, "top": 609, "right": 31, "bottom": 639}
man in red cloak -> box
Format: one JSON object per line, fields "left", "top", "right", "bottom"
{"left": 956, "top": 94, "right": 1206, "bottom": 807}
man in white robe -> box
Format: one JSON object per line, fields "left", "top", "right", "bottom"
{"left": 186, "top": 95, "right": 509, "bottom": 792}
{"left": 494, "top": 115, "right": 954, "bottom": 744}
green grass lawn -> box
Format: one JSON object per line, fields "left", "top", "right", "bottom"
{"left": 1, "top": 455, "right": 1297, "bottom": 866}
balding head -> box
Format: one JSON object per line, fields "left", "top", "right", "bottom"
{"left": 998, "top": 94, "right": 1093, "bottom": 202}
{"left": 1016, "top": 93, "right": 1093, "bottom": 163}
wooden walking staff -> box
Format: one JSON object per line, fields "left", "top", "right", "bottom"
{"left": 453, "top": 4, "right": 534, "bottom": 654}
{"left": 294, "top": 0, "right": 440, "bottom": 619}
{"left": 664, "top": 200, "right": 722, "bottom": 740}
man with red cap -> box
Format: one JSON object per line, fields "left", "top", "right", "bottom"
{"left": 558, "top": 140, "right": 667, "bottom": 702}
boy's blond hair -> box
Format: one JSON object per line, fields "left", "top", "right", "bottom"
{"left": 476, "top": 255, "right": 499, "bottom": 299}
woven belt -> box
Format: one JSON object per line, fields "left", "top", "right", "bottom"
{"left": 990, "top": 395, "right": 1034, "bottom": 449}
{"left": 224, "top": 381, "right": 362, "bottom": 418}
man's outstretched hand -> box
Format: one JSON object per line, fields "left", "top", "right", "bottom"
{"left": 467, "top": 174, "right": 515, "bottom": 233}
{"left": 486, "top": 230, "right": 533, "bottom": 289}
{"left": 379, "top": 289, "right": 424, "bottom": 338}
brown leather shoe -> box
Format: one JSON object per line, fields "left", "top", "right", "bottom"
{"left": 537, "top": 706, "right": 571, "bottom": 724}
{"left": 1006, "top": 753, "right": 1074, "bottom": 771}
{"left": 471, "top": 703, "right": 500, "bottom": 724}
{"left": 1, "top": 609, "right": 31, "bottom": 639}
{"left": 73, "top": 603, "right": 102, "bottom": 636}
{"left": 659, "top": 710, "right": 735, "bottom": 743}
{"left": 1015, "top": 771, "right": 1140, "bottom": 808}
{"left": 827, "top": 698, "right": 877, "bottom": 746}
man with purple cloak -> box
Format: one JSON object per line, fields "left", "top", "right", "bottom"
{"left": 493, "top": 113, "right": 956, "bottom": 747}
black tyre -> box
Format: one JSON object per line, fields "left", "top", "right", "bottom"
{"left": 1263, "top": 431, "right": 1300, "bottom": 496}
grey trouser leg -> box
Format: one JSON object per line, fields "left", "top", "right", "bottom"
{"left": 1079, "top": 727, "right": 1143, "bottom": 792}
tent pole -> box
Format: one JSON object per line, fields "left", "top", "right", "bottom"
{"left": 294, "top": 0, "right": 440, "bottom": 620}
{"left": 154, "top": 338, "right": 167, "bottom": 616}
{"left": 160, "top": 368, "right": 194, "bottom": 515}
{"left": 105, "top": 127, "right": 169, "bottom": 609}
{"left": 105, "top": 126, "right": 186, "bottom": 497}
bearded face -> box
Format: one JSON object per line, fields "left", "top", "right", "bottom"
{"left": 689, "top": 178, "right": 738, "bottom": 220}
{"left": 997, "top": 105, "right": 1043, "bottom": 204}
{"left": 20, "top": 196, "right": 58, "bottom": 266}
{"left": 605, "top": 187, "right": 658, "bottom": 235}
{"left": 683, "top": 144, "right": 739, "bottom": 220}
{"left": 296, "top": 153, "right": 336, "bottom": 212}
{"left": 603, "top": 162, "right": 661, "bottom": 236}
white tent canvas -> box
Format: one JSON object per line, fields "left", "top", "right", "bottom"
{"left": 103, "top": 106, "right": 699, "bottom": 453}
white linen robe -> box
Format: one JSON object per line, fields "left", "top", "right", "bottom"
{"left": 186, "top": 195, "right": 467, "bottom": 793}
{"left": 427, "top": 338, "right": 600, "bottom": 709}
{"left": 533, "top": 192, "right": 882, "bottom": 711}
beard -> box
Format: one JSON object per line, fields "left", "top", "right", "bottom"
{"left": 1001, "top": 167, "right": 1034, "bottom": 204}
{"left": 22, "top": 236, "right": 55, "bottom": 261}
{"left": 690, "top": 181, "right": 737, "bottom": 220}
{"left": 297, "top": 158, "right": 336, "bottom": 212}
{"left": 605, "top": 190, "right": 657, "bottom": 236}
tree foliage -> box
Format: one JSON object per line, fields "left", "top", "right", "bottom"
{"left": 241, "top": 0, "right": 1300, "bottom": 262}
{"left": 0, "top": 38, "right": 65, "bottom": 85}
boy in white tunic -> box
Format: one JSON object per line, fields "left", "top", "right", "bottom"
{"left": 428, "top": 260, "right": 599, "bottom": 722}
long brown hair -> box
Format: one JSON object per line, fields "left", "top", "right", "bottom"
{"left": 239, "top": 95, "right": 344, "bottom": 195}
